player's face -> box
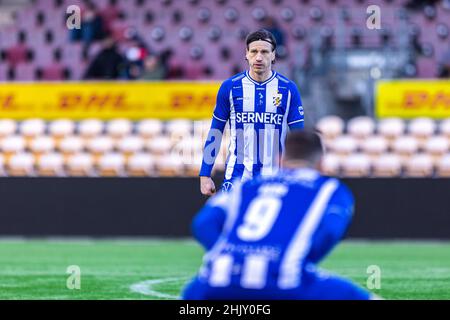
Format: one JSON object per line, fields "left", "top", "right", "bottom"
{"left": 246, "top": 40, "right": 275, "bottom": 75}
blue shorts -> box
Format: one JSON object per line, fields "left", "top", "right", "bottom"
{"left": 182, "top": 269, "right": 371, "bottom": 300}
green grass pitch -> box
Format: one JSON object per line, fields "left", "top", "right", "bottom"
{"left": 0, "top": 239, "right": 449, "bottom": 300}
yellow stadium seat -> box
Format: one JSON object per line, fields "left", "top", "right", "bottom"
{"left": 165, "top": 119, "right": 192, "bottom": 140}
{"left": 29, "top": 136, "right": 55, "bottom": 161}
{"left": 98, "top": 153, "right": 125, "bottom": 177}
{"left": 391, "top": 136, "right": 419, "bottom": 161}
{"left": 404, "top": 154, "right": 434, "bottom": 177}
{"left": 155, "top": 154, "right": 185, "bottom": 176}
{"left": 145, "top": 135, "right": 172, "bottom": 156}
{"left": 372, "top": 154, "right": 402, "bottom": 177}
{"left": 126, "top": 153, "right": 155, "bottom": 176}
{"left": 66, "top": 153, "right": 94, "bottom": 176}
{"left": 321, "top": 153, "right": 341, "bottom": 176}
{"left": 7, "top": 153, "right": 35, "bottom": 176}
{"left": 436, "top": 154, "right": 450, "bottom": 177}
{"left": 377, "top": 118, "right": 405, "bottom": 143}
{"left": 1, "top": 135, "right": 26, "bottom": 163}
{"left": 360, "top": 135, "right": 389, "bottom": 159}
{"left": 116, "top": 136, "right": 144, "bottom": 158}
{"left": 49, "top": 119, "right": 75, "bottom": 138}
{"left": 37, "top": 153, "right": 65, "bottom": 176}
{"left": 0, "top": 119, "right": 17, "bottom": 138}
{"left": 341, "top": 154, "right": 371, "bottom": 177}
{"left": 330, "top": 135, "right": 358, "bottom": 156}
{"left": 316, "top": 115, "right": 344, "bottom": 140}
{"left": 106, "top": 119, "right": 133, "bottom": 139}
{"left": 86, "top": 136, "right": 115, "bottom": 165}
{"left": 78, "top": 119, "right": 104, "bottom": 139}
{"left": 408, "top": 118, "right": 436, "bottom": 149}
{"left": 347, "top": 116, "right": 375, "bottom": 140}
{"left": 136, "top": 119, "right": 164, "bottom": 139}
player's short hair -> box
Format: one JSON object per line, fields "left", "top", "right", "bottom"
{"left": 284, "top": 129, "right": 324, "bottom": 164}
{"left": 245, "top": 29, "right": 277, "bottom": 51}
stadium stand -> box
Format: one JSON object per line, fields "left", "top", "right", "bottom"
{"left": 126, "top": 152, "right": 155, "bottom": 176}
{"left": 1, "top": 0, "right": 450, "bottom": 81}
{"left": 0, "top": 116, "right": 446, "bottom": 177}
{"left": 372, "top": 153, "right": 402, "bottom": 177}
{"left": 37, "top": 152, "right": 65, "bottom": 176}
{"left": 0, "top": 1, "right": 449, "bottom": 178}
{"left": 66, "top": 152, "right": 94, "bottom": 176}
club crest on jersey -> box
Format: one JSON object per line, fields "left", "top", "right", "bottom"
{"left": 221, "top": 182, "right": 234, "bottom": 192}
{"left": 273, "top": 92, "right": 283, "bottom": 107}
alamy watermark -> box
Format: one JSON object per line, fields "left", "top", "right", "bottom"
{"left": 66, "top": 5, "right": 81, "bottom": 30}
{"left": 366, "top": 265, "right": 381, "bottom": 290}
{"left": 66, "top": 265, "right": 81, "bottom": 290}
{"left": 64, "top": 4, "right": 381, "bottom": 31}
{"left": 366, "top": 5, "right": 381, "bottom": 30}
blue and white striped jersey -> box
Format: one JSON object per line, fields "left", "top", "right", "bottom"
{"left": 200, "top": 71, "right": 304, "bottom": 181}
{"left": 194, "top": 168, "right": 354, "bottom": 290}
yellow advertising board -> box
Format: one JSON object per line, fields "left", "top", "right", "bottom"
{"left": 376, "top": 80, "right": 450, "bottom": 119}
{"left": 0, "top": 81, "right": 220, "bottom": 119}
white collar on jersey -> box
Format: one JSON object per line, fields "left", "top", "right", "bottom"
{"left": 245, "top": 70, "right": 277, "bottom": 86}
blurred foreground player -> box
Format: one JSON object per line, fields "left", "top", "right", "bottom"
{"left": 199, "top": 29, "right": 304, "bottom": 195}
{"left": 183, "top": 130, "right": 378, "bottom": 300}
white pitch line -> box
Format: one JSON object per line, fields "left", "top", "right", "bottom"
{"left": 0, "top": 270, "right": 154, "bottom": 276}
{"left": 130, "top": 277, "right": 189, "bottom": 300}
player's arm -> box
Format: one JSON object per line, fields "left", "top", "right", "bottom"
{"left": 306, "top": 183, "right": 354, "bottom": 264}
{"left": 199, "top": 81, "right": 231, "bottom": 195}
{"left": 191, "top": 192, "right": 229, "bottom": 250}
{"left": 199, "top": 117, "right": 227, "bottom": 195}
{"left": 286, "top": 82, "right": 304, "bottom": 130}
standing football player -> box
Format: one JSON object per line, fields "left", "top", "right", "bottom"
{"left": 199, "top": 29, "right": 304, "bottom": 195}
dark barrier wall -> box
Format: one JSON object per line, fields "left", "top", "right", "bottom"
{"left": 0, "top": 178, "right": 449, "bottom": 239}
{"left": 343, "top": 178, "right": 450, "bottom": 239}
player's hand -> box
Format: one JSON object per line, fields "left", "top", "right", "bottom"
{"left": 200, "top": 176, "right": 216, "bottom": 196}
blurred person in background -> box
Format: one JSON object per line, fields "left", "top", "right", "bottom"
{"left": 405, "top": 0, "right": 440, "bottom": 10}
{"left": 83, "top": 36, "right": 124, "bottom": 80}
{"left": 69, "top": 2, "right": 106, "bottom": 59}
{"left": 438, "top": 47, "right": 450, "bottom": 78}
{"left": 122, "top": 27, "right": 151, "bottom": 80}
{"left": 139, "top": 53, "right": 169, "bottom": 80}
{"left": 262, "top": 16, "right": 286, "bottom": 54}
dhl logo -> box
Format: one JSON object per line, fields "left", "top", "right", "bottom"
{"left": 402, "top": 91, "right": 450, "bottom": 109}
{"left": 0, "top": 92, "right": 130, "bottom": 110}
{"left": 0, "top": 82, "right": 220, "bottom": 118}
{"left": 59, "top": 93, "right": 127, "bottom": 109}
{"left": 0, "top": 93, "right": 17, "bottom": 109}
{"left": 170, "top": 92, "right": 215, "bottom": 110}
